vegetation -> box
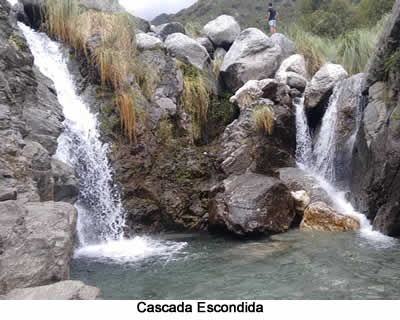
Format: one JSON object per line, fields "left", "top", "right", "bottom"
{"left": 44, "top": 0, "right": 151, "bottom": 143}
{"left": 384, "top": 51, "right": 400, "bottom": 79}
{"left": 178, "top": 61, "right": 209, "bottom": 142}
{"left": 253, "top": 105, "right": 274, "bottom": 136}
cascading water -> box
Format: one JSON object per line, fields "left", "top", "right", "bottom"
{"left": 295, "top": 89, "right": 391, "bottom": 242}
{"left": 19, "top": 22, "right": 186, "bottom": 262}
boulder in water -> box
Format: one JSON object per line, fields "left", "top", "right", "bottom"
{"left": 165, "top": 33, "right": 210, "bottom": 70}
{"left": 300, "top": 202, "right": 360, "bottom": 232}
{"left": 203, "top": 15, "right": 241, "bottom": 49}
{"left": 291, "top": 190, "right": 311, "bottom": 213}
{"left": 305, "top": 63, "right": 348, "bottom": 112}
{"left": 209, "top": 173, "right": 296, "bottom": 236}
{"left": 220, "top": 28, "right": 282, "bottom": 92}
{"left": 1, "top": 281, "right": 100, "bottom": 300}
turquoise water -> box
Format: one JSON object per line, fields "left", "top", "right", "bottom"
{"left": 71, "top": 230, "right": 400, "bottom": 300}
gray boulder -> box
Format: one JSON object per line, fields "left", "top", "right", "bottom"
{"left": 276, "top": 54, "right": 309, "bottom": 83}
{"left": 136, "top": 33, "right": 163, "bottom": 51}
{"left": 220, "top": 28, "right": 282, "bottom": 92}
{"left": 209, "top": 173, "right": 296, "bottom": 236}
{"left": 197, "top": 37, "right": 215, "bottom": 57}
{"left": 1, "top": 281, "right": 100, "bottom": 300}
{"left": 154, "top": 22, "right": 186, "bottom": 41}
{"left": 287, "top": 73, "right": 307, "bottom": 92}
{"left": 305, "top": 63, "right": 348, "bottom": 111}
{"left": 214, "top": 47, "right": 227, "bottom": 60}
{"left": 203, "top": 15, "right": 240, "bottom": 49}
{"left": 165, "top": 33, "right": 210, "bottom": 70}
{"left": 0, "top": 201, "right": 77, "bottom": 294}
{"left": 270, "top": 33, "right": 295, "bottom": 60}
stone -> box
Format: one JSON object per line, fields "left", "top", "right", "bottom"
{"left": 230, "top": 79, "right": 272, "bottom": 110}
{"left": 214, "top": 47, "right": 227, "bottom": 60}
{"left": 261, "top": 79, "right": 292, "bottom": 106}
{"left": 51, "top": 159, "right": 79, "bottom": 204}
{"left": 1, "top": 281, "right": 100, "bottom": 300}
{"left": 196, "top": 37, "right": 214, "bottom": 57}
{"left": 270, "top": 33, "right": 295, "bottom": 60}
{"left": 287, "top": 72, "right": 307, "bottom": 92}
{"left": 0, "top": 201, "right": 77, "bottom": 294}
{"left": 209, "top": 173, "right": 296, "bottom": 236}
{"left": 154, "top": 22, "right": 186, "bottom": 41}
{"left": 165, "top": 33, "right": 210, "bottom": 70}
{"left": 276, "top": 54, "right": 308, "bottom": 83}
{"left": 0, "top": 187, "right": 17, "bottom": 201}
{"left": 301, "top": 202, "right": 360, "bottom": 232}
{"left": 136, "top": 33, "right": 163, "bottom": 51}
{"left": 203, "top": 15, "right": 240, "bottom": 49}
{"left": 304, "top": 63, "right": 348, "bottom": 111}
{"left": 220, "top": 28, "right": 282, "bottom": 92}
{"left": 291, "top": 190, "right": 311, "bottom": 213}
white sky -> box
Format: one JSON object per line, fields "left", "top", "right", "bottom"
{"left": 119, "top": 0, "right": 198, "bottom": 21}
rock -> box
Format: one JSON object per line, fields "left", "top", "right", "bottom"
{"left": 230, "top": 79, "right": 272, "bottom": 110}
{"left": 51, "top": 159, "right": 79, "bottom": 204}
{"left": 214, "top": 47, "right": 227, "bottom": 60}
{"left": 300, "top": 202, "right": 360, "bottom": 232}
{"left": 350, "top": 0, "right": 400, "bottom": 236}
{"left": 0, "top": 201, "right": 77, "bottom": 294}
{"left": 270, "top": 33, "right": 295, "bottom": 60}
{"left": 276, "top": 54, "right": 308, "bottom": 83}
{"left": 304, "top": 63, "right": 348, "bottom": 112}
{"left": 0, "top": 187, "right": 17, "bottom": 201}
{"left": 291, "top": 191, "right": 311, "bottom": 213}
{"left": 197, "top": 37, "right": 214, "bottom": 57}
{"left": 1, "top": 281, "right": 100, "bottom": 300}
{"left": 209, "top": 173, "right": 296, "bottom": 236}
{"left": 203, "top": 15, "right": 240, "bottom": 49}
{"left": 154, "top": 22, "right": 186, "bottom": 41}
{"left": 287, "top": 73, "right": 307, "bottom": 93}
{"left": 136, "top": 33, "right": 163, "bottom": 51}
{"left": 278, "top": 167, "right": 334, "bottom": 207}
{"left": 220, "top": 28, "right": 282, "bottom": 92}
{"left": 261, "top": 79, "right": 292, "bottom": 106}
{"left": 165, "top": 33, "right": 210, "bottom": 70}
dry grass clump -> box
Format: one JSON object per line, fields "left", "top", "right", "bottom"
{"left": 253, "top": 105, "right": 274, "bottom": 136}
{"left": 44, "top": 0, "right": 142, "bottom": 142}
{"left": 178, "top": 61, "right": 209, "bottom": 142}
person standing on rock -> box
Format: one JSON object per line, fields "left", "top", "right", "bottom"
{"left": 267, "top": 2, "right": 278, "bottom": 35}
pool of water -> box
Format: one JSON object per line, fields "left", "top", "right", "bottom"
{"left": 71, "top": 230, "right": 400, "bottom": 300}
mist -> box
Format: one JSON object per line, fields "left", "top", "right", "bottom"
{"left": 119, "top": 0, "right": 198, "bottom": 21}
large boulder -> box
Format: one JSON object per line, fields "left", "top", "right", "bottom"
{"left": 304, "top": 63, "right": 348, "bottom": 114}
{"left": 51, "top": 159, "right": 79, "bottom": 204}
{"left": 209, "top": 173, "right": 296, "bottom": 236}
{"left": 270, "top": 33, "right": 295, "bottom": 60}
{"left": 154, "top": 22, "right": 186, "bottom": 41}
{"left": 350, "top": 0, "right": 400, "bottom": 237}
{"left": 1, "top": 281, "right": 100, "bottom": 300}
{"left": 301, "top": 202, "right": 360, "bottom": 232}
{"left": 196, "top": 37, "right": 215, "bottom": 57}
{"left": 276, "top": 54, "right": 308, "bottom": 83}
{"left": 0, "top": 201, "right": 77, "bottom": 294}
{"left": 136, "top": 33, "right": 163, "bottom": 51}
{"left": 165, "top": 33, "right": 210, "bottom": 70}
{"left": 203, "top": 15, "right": 240, "bottom": 49}
{"left": 220, "top": 28, "right": 282, "bottom": 92}
{"left": 230, "top": 79, "right": 272, "bottom": 110}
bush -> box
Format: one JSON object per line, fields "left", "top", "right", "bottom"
{"left": 253, "top": 105, "right": 274, "bottom": 136}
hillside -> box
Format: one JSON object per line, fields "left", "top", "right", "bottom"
{"left": 152, "top": 0, "right": 298, "bottom": 30}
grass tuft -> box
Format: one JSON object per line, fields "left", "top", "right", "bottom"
{"left": 253, "top": 105, "right": 274, "bottom": 136}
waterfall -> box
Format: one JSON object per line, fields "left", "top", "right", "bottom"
{"left": 295, "top": 91, "right": 389, "bottom": 241}
{"left": 19, "top": 23, "right": 187, "bottom": 262}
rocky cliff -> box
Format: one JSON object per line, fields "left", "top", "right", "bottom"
{"left": 351, "top": 0, "right": 400, "bottom": 236}
{"left": 0, "top": 0, "right": 79, "bottom": 294}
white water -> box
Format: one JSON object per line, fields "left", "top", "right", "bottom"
{"left": 19, "top": 23, "right": 187, "bottom": 263}
{"left": 295, "top": 93, "right": 392, "bottom": 243}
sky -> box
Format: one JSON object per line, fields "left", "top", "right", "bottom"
{"left": 119, "top": 0, "right": 198, "bottom": 21}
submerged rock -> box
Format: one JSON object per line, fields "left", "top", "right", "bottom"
{"left": 301, "top": 202, "right": 360, "bottom": 232}
{"left": 220, "top": 28, "right": 282, "bottom": 92}
{"left": 209, "top": 173, "right": 296, "bottom": 236}
{"left": 1, "top": 281, "right": 100, "bottom": 300}
{"left": 203, "top": 15, "right": 240, "bottom": 49}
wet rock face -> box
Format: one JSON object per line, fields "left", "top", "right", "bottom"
{"left": 1, "top": 280, "right": 100, "bottom": 300}
{"left": 220, "top": 28, "right": 282, "bottom": 92}
{"left": 351, "top": 0, "right": 400, "bottom": 237}
{"left": 209, "top": 173, "right": 296, "bottom": 236}
{"left": 300, "top": 202, "right": 360, "bottom": 232}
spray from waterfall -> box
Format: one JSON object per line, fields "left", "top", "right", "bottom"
{"left": 19, "top": 22, "right": 187, "bottom": 262}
